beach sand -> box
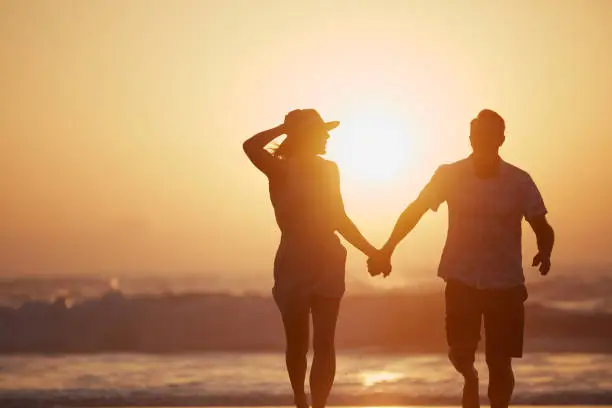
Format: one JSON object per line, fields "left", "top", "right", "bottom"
{"left": 92, "top": 406, "right": 610, "bottom": 408}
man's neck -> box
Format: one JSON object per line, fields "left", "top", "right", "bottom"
{"left": 471, "top": 153, "right": 501, "bottom": 178}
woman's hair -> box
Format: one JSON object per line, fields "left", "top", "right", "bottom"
{"left": 270, "top": 135, "right": 300, "bottom": 159}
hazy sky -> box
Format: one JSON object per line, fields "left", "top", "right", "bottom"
{"left": 1, "top": 1, "right": 611, "bottom": 284}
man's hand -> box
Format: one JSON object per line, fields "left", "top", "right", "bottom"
{"left": 532, "top": 252, "right": 551, "bottom": 275}
{"left": 527, "top": 215, "right": 554, "bottom": 277}
{"left": 367, "top": 250, "right": 392, "bottom": 277}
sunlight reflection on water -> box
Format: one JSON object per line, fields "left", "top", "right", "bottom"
{"left": 0, "top": 352, "right": 610, "bottom": 404}
{"left": 361, "top": 370, "right": 406, "bottom": 387}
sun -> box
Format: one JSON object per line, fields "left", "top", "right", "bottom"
{"left": 326, "top": 111, "right": 412, "bottom": 184}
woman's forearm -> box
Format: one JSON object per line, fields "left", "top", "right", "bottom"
{"left": 243, "top": 125, "right": 285, "bottom": 152}
{"left": 337, "top": 216, "right": 377, "bottom": 257}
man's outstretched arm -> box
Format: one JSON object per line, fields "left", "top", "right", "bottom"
{"left": 528, "top": 214, "right": 555, "bottom": 275}
{"left": 381, "top": 198, "right": 430, "bottom": 255}
{"left": 366, "top": 198, "right": 430, "bottom": 277}
{"left": 368, "top": 166, "right": 446, "bottom": 276}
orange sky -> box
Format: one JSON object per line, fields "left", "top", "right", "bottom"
{"left": 1, "top": 1, "right": 611, "bottom": 283}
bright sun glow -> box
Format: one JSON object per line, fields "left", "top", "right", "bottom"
{"left": 327, "top": 110, "right": 413, "bottom": 184}
{"left": 361, "top": 370, "right": 404, "bottom": 387}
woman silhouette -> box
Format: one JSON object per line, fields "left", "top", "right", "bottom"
{"left": 243, "top": 109, "right": 378, "bottom": 408}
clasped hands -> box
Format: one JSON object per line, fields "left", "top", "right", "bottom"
{"left": 367, "top": 248, "right": 393, "bottom": 278}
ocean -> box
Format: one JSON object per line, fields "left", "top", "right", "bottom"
{"left": 0, "top": 273, "right": 610, "bottom": 406}
{"left": 0, "top": 352, "right": 611, "bottom": 407}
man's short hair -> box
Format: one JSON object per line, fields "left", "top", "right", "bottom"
{"left": 476, "top": 109, "right": 505, "bottom": 133}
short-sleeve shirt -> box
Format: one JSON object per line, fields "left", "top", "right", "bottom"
{"left": 418, "top": 156, "right": 547, "bottom": 289}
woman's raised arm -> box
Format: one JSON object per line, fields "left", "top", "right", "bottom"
{"left": 243, "top": 124, "right": 286, "bottom": 176}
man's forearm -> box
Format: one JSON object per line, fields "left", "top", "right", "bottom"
{"left": 536, "top": 223, "right": 555, "bottom": 257}
{"left": 382, "top": 201, "right": 428, "bottom": 254}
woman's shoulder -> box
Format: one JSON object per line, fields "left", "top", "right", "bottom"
{"left": 316, "top": 158, "right": 341, "bottom": 185}
{"left": 317, "top": 157, "right": 339, "bottom": 172}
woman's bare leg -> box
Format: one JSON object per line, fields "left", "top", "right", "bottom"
{"left": 310, "top": 296, "right": 341, "bottom": 408}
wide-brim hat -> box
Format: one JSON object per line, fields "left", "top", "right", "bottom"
{"left": 284, "top": 109, "right": 339, "bottom": 132}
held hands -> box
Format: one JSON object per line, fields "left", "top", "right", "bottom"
{"left": 367, "top": 248, "right": 392, "bottom": 278}
{"left": 532, "top": 252, "right": 551, "bottom": 275}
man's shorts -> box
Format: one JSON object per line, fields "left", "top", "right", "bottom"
{"left": 445, "top": 279, "right": 528, "bottom": 358}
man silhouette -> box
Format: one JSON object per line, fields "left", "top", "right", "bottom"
{"left": 370, "top": 109, "right": 555, "bottom": 408}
